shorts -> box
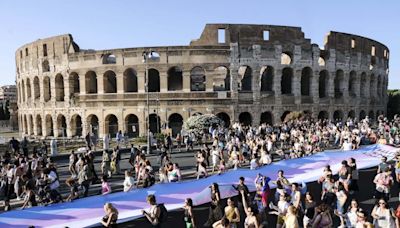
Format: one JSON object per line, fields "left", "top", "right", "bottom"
{"left": 277, "top": 215, "right": 285, "bottom": 225}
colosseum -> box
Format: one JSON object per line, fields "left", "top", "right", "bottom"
{"left": 16, "top": 24, "right": 389, "bottom": 138}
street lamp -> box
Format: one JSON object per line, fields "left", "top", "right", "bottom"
{"left": 143, "top": 50, "right": 160, "bottom": 155}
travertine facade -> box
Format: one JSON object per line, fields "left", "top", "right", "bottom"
{"left": 16, "top": 24, "right": 389, "bottom": 138}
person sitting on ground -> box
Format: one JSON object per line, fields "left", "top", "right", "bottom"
{"left": 65, "top": 177, "right": 79, "bottom": 202}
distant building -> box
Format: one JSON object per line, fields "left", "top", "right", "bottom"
{"left": 0, "top": 85, "right": 17, "bottom": 104}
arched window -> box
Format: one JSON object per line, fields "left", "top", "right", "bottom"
{"left": 213, "top": 66, "right": 230, "bottom": 91}
{"left": 239, "top": 112, "right": 252, "bottom": 126}
{"left": 87, "top": 114, "right": 99, "bottom": 136}
{"left": 359, "top": 110, "right": 366, "bottom": 120}
{"left": 301, "top": 67, "right": 312, "bottom": 96}
{"left": 168, "top": 113, "right": 183, "bottom": 136}
{"left": 318, "top": 111, "right": 329, "bottom": 120}
{"left": 36, "top": 115, "right": 42, "bottom": 136}
{"left": 123, "top": 68, "right": 138, "bottom": 92}
{"left": 148, "top": 69, "right": 160, "bottom": 92}
{"left": 85, "top": 71, "right": 98, "bottom": 94}
{"left": 105, "top": 114, "right": 118, "bottom": 137}
{"left": 21, "top": 80, "right": 26, "bottom": 103}
{"left": 348, "top": 110, "right": 355, "bottom": 119}
{"left": 57, "top": 114, "right": 67, "bottom": 137}
{"left": 125, "top": 114, "right": 139, "bottom": 137}
{"left": 102, "top": 54, "right": 116, "bottom": 64}
{"left": 369, "top": 74, "right": 376, "bottom": 98}
{"left": 216, "top": 112, "right": 230, "bottom": 127}
{"left": 103, "top": 71, "right": 117, "bottom": 93}
{"left": 190, "top": 66, "right": 206, "bottom": 91}
{"left": 260, "top": 112, "right": 273, "bottom": 125}
{"left": 377, "top": 75, "right": 382, "bottom": 97}
{"left": 348, "top": 71, "right": 357, "bottom": 97}
{"left": 45, "top": 115, "right": 53, "bottom": 136}
{"left": 319, "top": 70, "right": 328, "bottom": 98}
{"left": 334, "top": 70, "right": 344, "bottom": 98}
{"left": 238, "top": 66, "right": 252, "bottom": 91}
{"left": 69, "top": 73, "right": 80, "bottom": 95}
{"left": 281, "top": 52, "right": 292, "bottom": 65}
{"left": 281, "top": 67, "right": 293, "bottom": 94}
{"left": 148, "top": 114, "right": 161, "bottom": 133}
{"left": 42, "top": 60, "right": 50, "bottom": 72}
{"left": 360, "top": 73, "right": 367, "bottom": 98}
{"left": 71, "top": 114, "right": 82, "bottom": 137}
{"left": 333, "top": 110, "right": 344, "bottom": 122}
{"left": 167, "top": 67, "right": 183, "bottom": 91}
{"left": 55, "top": 74, "right": 65, "bottom": 101}
{"left": 43, "top": 76, "right": 51, "bottom": 102}
{"left": 26, "top": 78, "right": 31, "bottom": 99}
{"left": 260, "top": 66, "right": 273, "bottom": 92}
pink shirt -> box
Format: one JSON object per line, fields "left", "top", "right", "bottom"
{"left": 102, "top": 182, "right": 111, "bottom": 195}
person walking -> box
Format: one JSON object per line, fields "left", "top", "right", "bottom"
{"left": 183, "top": 198, "right": 196, "bottom": 228}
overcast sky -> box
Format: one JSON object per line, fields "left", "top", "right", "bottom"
{"left": 0, "top": 0, "right": 398, "bottom": 89}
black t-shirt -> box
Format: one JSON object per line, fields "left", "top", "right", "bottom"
{"left": 235, "top": 184, "right": 250, "bottom": 201}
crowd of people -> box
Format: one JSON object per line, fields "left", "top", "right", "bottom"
{"left": 0, "top": 114, "right": 399, "bottom": 227}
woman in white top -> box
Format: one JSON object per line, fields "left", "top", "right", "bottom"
{"left": 250, "top": 154, "right": 259, "bottom": 170}
{"left": 342, "top": 199, "right": 360, "bottom": 228}
{"left": 335, "top": 182, "right": 348, "bottom": 216}
{"left": 123, "top": 171, "right": 135, "bottom": 192}
{"left": 211, "top": 146, "right": 220, "bottom": 173}
{"left": 371, "top": 198, "right": 395, "bottom": 228}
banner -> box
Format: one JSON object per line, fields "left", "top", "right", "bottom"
{"left": 0, "top": 144, "right": 398, "bottom": 228}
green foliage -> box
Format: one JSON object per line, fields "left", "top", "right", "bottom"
{"left": 387, "top": 89, "right": 400, "bottom": 119}
{"left": 155, "top": 133, "right": 165, "bottom": 142}
{"left": 183, "top": 114, "right": 223, "bottom": 135}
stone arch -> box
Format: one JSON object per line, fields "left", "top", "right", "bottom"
{"left": 26, "top": 78, "right": 31, "bottom": 99}
{"left": 57, "top": 114, "right": 67, "bottom": 137}
{"left": 368, "top": 110, "right": 375, "bottom": 121}
{"left": 260, "top": 112, "right": 273, "bottom": 125}
{"left": 281, "top": 52, "right": 292, "bottom": 65}
{"left": 103, "top": 70, "right": 117, "bottom": 93}
{"left": 123, "top": 68, "right": 138, "bottom": 92}
{"left": 192, "top": 112, "right": 203, "bottom": 116}
{"left": 43, "top": 76, "right": 51, "bottom": 102}
{"left": 360, "top": 72, "right": 367, "bottom": 97}
{"left": 105, "top": 114, "right": 118, "bottom": 137}
{"left": 319, "top": 70, "right": 328, "bottom": 98}
{"left": 33, "top": 76, "right": 40, "bottom": 100}
{"left": 281, "top": 111, "right": 291, "bottom": 122}
{"left": 239, "top": 112, "right": 252, "bottom": 126}
{"left": 359, "top": 110, "right": 366, "bottom": 120}
{"left": 348, "top": 71, "right": 357, "bottom": 97}
{"left": 87, "top": 114, "right": 99, "bottom": 136}
{"left": 45, "top": 114, "right": 53, "bottom": 136}
{"left": 70, "top": 114, "right": 82, "bottom": 137}
{"left": 260, "top": 66, "right": 273, "bottom": 92}
{"left": 281, "top": 67, "right": 293, "bottom": 94}
{"left": 125, "top": 114, "right": 139, "bottom": 137}
{"left": 369, "top": 74, "right": 376, "bottom": 98}
{"left": 216, "top": 112, "right": 230, "bottom": 127}
{"left": 318, "top": 111, "right": 329, "bottom": 120}
{"left": 333, "top": 110, "right": 344, "bottom": 122}
{"left": 238, "top": 66, "right": 252, "bottom": 91}
{"left": 36, "top": 115, "right": 42, "bottom": 136}
{"left": 167, "top": 66, "right": 183, "bottom": 91}
{"left": 348, "top": 110, "right": 355, "bottom": 119}
{"left": 213, "top": 66, "right": 230, "bottom": 91}
{"left": 148, "top": 68, "right": 160, "bottom": 92}
{"left": 334, "top": 70, "right": 345, "bottom": 98}
{"left": 55, "top": 74, "right": 65, "bottom": 101}
{"left": 21, "top": 80, "right": 26, "bottom": 103}
{"left": 168, "top": 113, "right": 183, "bottom": 136}
{"left": 190, "top": 66, "right": 206, "bottom": 91}
{"left": 301, "top": 67, "right": 312, "bottom": 96}
{"left": 148, "top": 113, "right": 161, "bottom": 134}
{"left": 69, "top": 72, "right": 80, "bottom": 95}
{"left": 102, "top": 54, "right": 116, "bottom": 64}
{"left": 85, "top": 71, "right": 98, "bottom": 94}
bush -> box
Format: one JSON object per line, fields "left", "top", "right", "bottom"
{"left": 183, "top": 114, "right": 223, "bottom": 136}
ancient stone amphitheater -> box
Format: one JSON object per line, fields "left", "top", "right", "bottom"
{"left": 16, "top": 24, "right": 389, "bottom": 138}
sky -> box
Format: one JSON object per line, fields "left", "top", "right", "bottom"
{"left": 0, "top": 0, "right": 399, "bottom": 89}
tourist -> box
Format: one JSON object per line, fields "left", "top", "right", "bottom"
{"left": 311, "top": 204, "right": 333, "bottom": 228}
{"left": 284, "top": 205, "right": 299, "bottom": 228}
{"left": 101, "top": 175, "right": 112, "bottom": 195}
{"left": 77, "top": 165, "right": 90, "bottom": 198}
{"left": 123, "top": 171, "right": 135, "bottom": 192}
{"left": 335, "top": 182, "right": 348, "bottom": 216}
{"left": 168, "top": 163, "right": 181, "bottom": 182}
{"left": 269, "top": 193, "right": 290, "bottom": 228}
{"left": 273, "top": 170, "right": 290, "bottom": 202}
{"left": 348, "top": 157, "right": 359, "bottom": 194}
{"left": 338, "top": 160, "right": 351, "bottom": 192}
{"left": 341, "top": 199, "right": 360, "bottom": 228}
{"left": 68, "top": 150, "right": 77, "bottom": 178}
{"left": 183, "top": 198, "right": 196, "bottom": 228}
{"left": 65, "top": 177, "right": 79, "bottom": 202}
{"left": 128, "top": 144, "right": 136, "bottom": 169}
{"left": 196, "top": 153, "right": 208, "bottom": 180}
{"left": 111, "top": 148, "right": 121, "bottom": 175}
{"left": 176, "top": 133, "right": 182, "bottom": 152}
{"left": 101, "top": 202, "right": 118, "bottom": 228}
{"left": 355, "top": 210, "right": 370, "bottom": 228}
{"left": 239, "top": 189, "right": 259, "bottom": 228}
{"left": 224, "top": 198, "right": 240, "bottom": 228}
{"left": 211, "top": 146, "right": 221, "bottom": 173}
{"left": 371, "top": 198, "right": 396, "bottom": 227}
{"left": 254, "top": 174, "right": 271, "bottom": 211}
{"left": 142, "top": 194, "right": 162, "bottom": 227}
{"left": 377, "top": 156, "right": 389, "bottom": 174}
{"left": 250, "top": 154, "right": 259, "bottom": 170}
{"left": 303, "top": 192, "right": 316, "bottom": 228}
{"left": 232, "top": 176, "right": 250, "bottom": 209}
{"left": 204, "top": 183, "right": 223, "bottom": 227}
{"left": 373, "top": 167, "right": 393, "bottom": 201}
{"left": 101, "top": 150, "right": 111, "bottom": 178}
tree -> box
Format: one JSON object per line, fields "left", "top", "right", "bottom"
{"left": 387, "top": 90, "right": 400, "bottom": 119}
{"left": 183, "top": 114, "right": 223, "bottom": 136}
{"left": 0, "top": 105, "right": 4, "bottom": 120}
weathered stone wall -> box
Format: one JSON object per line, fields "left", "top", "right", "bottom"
{"left": 16, "top": 24, "right": 389, "bottom": 138}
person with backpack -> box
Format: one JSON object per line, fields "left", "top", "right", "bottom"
{"left": 142, "top": 194, "right": 167, "bottom": 227}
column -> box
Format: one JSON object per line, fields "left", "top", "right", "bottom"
{"left": 97, "top": 73, "right": 104, "bottom": 94}
{"left": 182, "top": 71, "right": 191, "bottom": 92}
{"left": 293, "top": 68, "right": 301, "bottom": 104}
{"left": 160, "top": 71, "right": 168, "bottom": 93}
{"left": 53, "top": 115, "right": 59, "bottom": 137}
{"left": 206, "top": 70, "right": 213, "bottom": 92}
{"left": 138, "top": 70, "right": 145, "bottom": 93}
{"left": 117, "top": 71, "right": 124, "bottom": 94}
{"left": 312, "top": 70, "right": 319, "bottom": 103}
{"left": 79, "top": 72, "right": 86, "bottom": 95}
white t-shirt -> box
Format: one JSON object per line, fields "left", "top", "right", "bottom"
{"left": 123, "top": 176, "right": 135, "bottom": 192}
{"left": 48, "top": 171, "right": 60, "bottom": 190}
{"left": 342, "top": 142, "right": 352, "bottom": 151}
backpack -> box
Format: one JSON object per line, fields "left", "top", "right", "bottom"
{"left": 157, "top": 203, "right": 168, "bottom": 223}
